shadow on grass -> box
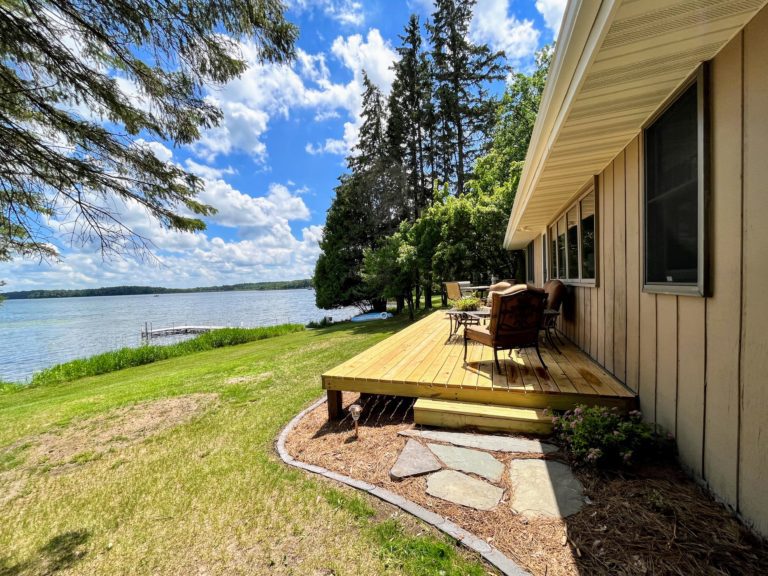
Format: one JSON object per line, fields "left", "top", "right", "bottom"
{"left": 0, "top": 530, "right": 90, "bottom": 576}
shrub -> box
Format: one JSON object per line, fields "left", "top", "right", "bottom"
{"left": 448, "top": 296, "right": 481, "bottom": 311}
{"left": 551, "top": 405, "right": 673, "bottom": 467}
{"left": 306, "top": 316, "right": 333, "bottom": 329}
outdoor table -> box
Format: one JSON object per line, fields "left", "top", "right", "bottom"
{"left": 446, "top": 308, "right": 491, "bottom": 337}
{"left": 465, "top": 285, "right": 491, "bottom": 298}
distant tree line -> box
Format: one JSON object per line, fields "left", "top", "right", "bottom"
{"left": 314, "top": 0, "right": 551, "bottom": 319}
{"left": 1, "top": 280, "right": 312, "bottom": 300}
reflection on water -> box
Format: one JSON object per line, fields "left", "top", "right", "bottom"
{"left": 0, "top": 290, "right": 356, "bottom": 382}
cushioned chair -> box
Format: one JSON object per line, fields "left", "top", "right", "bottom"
{"left": 463, "top": 287, "right": 548, "bottom": 372}
{"left": 542, "top": 280, "right": 567, "bottom": 353}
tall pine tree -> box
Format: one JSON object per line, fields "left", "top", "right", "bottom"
{"left": 428, "top": 0, "right": 506, "bottom": 195}
{"left": 387, "top": 15, "right": 433, "bottom": 222}
{"left": 314, "top": 72, "right": 403, "bottom": 310}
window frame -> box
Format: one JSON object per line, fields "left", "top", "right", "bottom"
{"left": 544, "top": 178, "right": 599, "bottom": 287}
{"left": 642, "top": 64, "right": 710, "bottom": 297}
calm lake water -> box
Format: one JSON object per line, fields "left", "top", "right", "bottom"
{"left": 0, "top": 290, "right": 356, "bottom": 382}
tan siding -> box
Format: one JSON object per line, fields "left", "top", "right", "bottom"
{"left": 523, "top": 7, "right": 768, "bottom": 535}
{"left": 638, "top": 292, "right": 657, "bottom": 421}
{"left": 597, "top": 172, "right": 606, "bottom": 365}
{"left": 625, "top": 137, "right": 641, "bottom": 392}
{"left": 740, "top": 12, "right": 768, "bottom": 536}
{"left": 704, "top": 31, "right": 742, "bottom": 509}
{"left": 655, "top": 295, "right": 678, "bottom": 434}
{"left": 613, "top": 151, "right": 627, "bottom": 382}
{"left": 589, "top": 276, "right": 600, "bottom": 359}
{"left": 604, "top": 164, "right": 615, "bottom": 373}
{"left": 676, "top": 297, "right": 706, "bottom": 476}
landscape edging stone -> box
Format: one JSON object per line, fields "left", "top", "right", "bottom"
{"left": 275, "top": 396, "right": 532, "bottom": 576}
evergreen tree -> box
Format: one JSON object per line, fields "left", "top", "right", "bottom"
{"left": 387, "top": 15, "right": 433, "bottom": 221}
{"left": 0, "top": 0, "right": 296, "bottom": 262}
{"left": 314, "top": 73, "right": 403, "bottom": 310}
{"left": 428, "top": 0, "right": 506, "bottom": 195}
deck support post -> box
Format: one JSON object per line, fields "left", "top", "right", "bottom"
{"left": 327, "top": 390, "right": 343, "bottom": 420}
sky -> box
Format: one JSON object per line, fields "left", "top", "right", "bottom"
{"left": 0, "top": 0, "right": 566, "bottom": 291}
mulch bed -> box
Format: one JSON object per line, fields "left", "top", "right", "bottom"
{"left": 284, "top": 393, "right": 768, "bottom": 576}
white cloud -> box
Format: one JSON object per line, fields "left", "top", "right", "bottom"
{"left": 0, "top": 177, "right": 323, "bottom": 289}
{"left": 192, "top": 29, "right": 398, "bottom": 162}
{"left": 470, "top": 0, "right": 540, "bottom": 65}
{"left": 535, "top": 0, "right": 567, "bottom": 37}
{"left": 406, "top": 0, "right": 434, "bottom": 13}
{"left": 305, "top": 29, "right": 398, "bottom": 156}
{"left": 289, "top": 0, "right": 364, "bottom": 26}
{"left": 135, "top": 139, "right": 173, "bottom": 163}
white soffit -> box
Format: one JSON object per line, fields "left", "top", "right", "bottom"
{"left": 504, "top": 0, "right": 768, "bottom": 249}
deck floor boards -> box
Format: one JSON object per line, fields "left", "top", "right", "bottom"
{"left": 322, "top": 311, "right": 638, "bottom": 411}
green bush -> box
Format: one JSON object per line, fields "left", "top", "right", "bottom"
{"left": 551, "top": 405, "right": 673, "bottom": 467}
{"left": 306, "top": 316, "right": 333, "bottom": 329}
{"left": 28, "top": 325, "right": 304, "bottom": 387}
{"left": 448, "top": 296, "right": 481, "bottom": 311}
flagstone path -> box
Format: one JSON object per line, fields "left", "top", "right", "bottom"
{"left": 392, "top": 429, "right": 585, "bottom": 518}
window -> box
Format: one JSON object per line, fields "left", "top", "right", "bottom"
{"left": 580, "top": 191, "right": 596, "bottom": 279}
{"left": 549, "top": 226, "right": 557, "bottom": 280}
{"left": 557, "top": 216, "right": 566, "bottom": 278}
{"left": 546, "top": 184, "right": 598, "bottom": 284}
{"left": 526, "top": 241, "right": 535, "bottom": 283}
{"left": 567, "top": 207, "right": 579, "bottom": 279}
{"left": 643, "top": 66, "right": 708, "bottom": 295}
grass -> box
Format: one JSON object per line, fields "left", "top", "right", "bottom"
{"left": 0, "top": 305, "right": 493, "bottom": 576}
{"left": 24, "top": 324, "right": 305, "bottom": 387}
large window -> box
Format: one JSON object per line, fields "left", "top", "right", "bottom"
{"left": 546, "top": 185, "right": 597, "bottom": 284}
{"left": 643, "top": 66, "right": 708, "bottom": 295}
{"left": 580, "top": 192, "right": 596, "bottom": 279}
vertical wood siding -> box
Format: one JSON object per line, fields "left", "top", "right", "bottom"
{"left": 530, "top": 12, "right": 768, "bottom": 535}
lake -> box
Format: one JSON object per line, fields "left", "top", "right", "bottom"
{"left": 0, "top": 290, "right": 357, "bottom": 382}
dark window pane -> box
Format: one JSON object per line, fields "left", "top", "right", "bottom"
{"left": 526, "top": 242, "right": 535, "bottom": 282}
{"left": 557, "top": 217, "right": 566, "bottom": 278}
{"left": 549, "top": 227, "right": 557, "bottom": 279}
{"left": 581, "top": 191, "right": 596, "bottom": 279}
{"left": 567, "top": 207, "right": 579, "bottom": 278}
{"left": 645, "top": 83, "right": 698, "bottom": 284}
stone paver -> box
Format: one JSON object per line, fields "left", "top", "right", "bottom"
{"left": 389, "top": 439, "right": 442, "bottom": 480}
{"left": 427, "top": 443, "right": 504, "bottom": 482}
{"left": 426, "top": 470, "right": 503, "bottom": 511}
{"left": 400, "top": 429, "right": 557, "bottom": 454}
{"left": 508, "top": 460, "right": 584, "bottom": 518}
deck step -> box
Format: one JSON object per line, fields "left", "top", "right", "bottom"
{"left": 413, "top": 398, "right": 553, "bottom": 435}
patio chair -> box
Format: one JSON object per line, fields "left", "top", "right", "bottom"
{"left": 542, "top": 280, "right": 567, "bottom": 353}
{"left": 463, "top": 287, "right": 548, "bottom": 372}
{"left": 444, "top": 281, "right": 464, "bottom": 301}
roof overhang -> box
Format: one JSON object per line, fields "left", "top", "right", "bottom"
{"left": 504, "top": 0, "right": 768, "bottom": 249}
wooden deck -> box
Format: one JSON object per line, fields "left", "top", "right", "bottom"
{"left": 322, "top": 311, "right": 637, "bottom": 416}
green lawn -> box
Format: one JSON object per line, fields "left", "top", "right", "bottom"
{"left": 0, "top": 310, "right": 490, "bottom": 576}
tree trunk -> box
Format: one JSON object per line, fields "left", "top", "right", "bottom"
{"left": 395, "top": 295, "right": 404, "bottom": 314}
{"left": 372, "top": 298, "right": 387, "bottom": 312}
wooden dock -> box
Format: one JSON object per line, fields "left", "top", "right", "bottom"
{"left": 141, "top": 325, "right": 226, "bottom": 340}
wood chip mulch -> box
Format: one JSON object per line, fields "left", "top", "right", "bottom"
{"left": 284, "top": 393, "right": 768, "bottom": 576}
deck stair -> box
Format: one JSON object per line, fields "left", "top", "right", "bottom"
{"left": 413, "top": 398, "right": 553, "bottom": 435}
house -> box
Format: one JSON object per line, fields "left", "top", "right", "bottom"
{"left": 505, "top": 0, "right": 768, "bottom": 536}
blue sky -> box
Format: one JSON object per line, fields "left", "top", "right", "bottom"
{"left": 0, "top": 0, "right": 565, "bottom": 291}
